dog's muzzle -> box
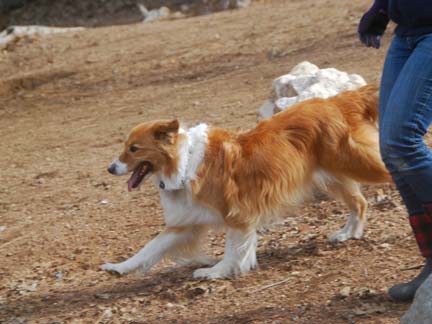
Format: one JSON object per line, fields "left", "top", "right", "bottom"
{"left": 107, "top": 159, "right": 128, "bottom": 176}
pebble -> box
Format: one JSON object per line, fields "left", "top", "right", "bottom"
{"left": 338, "top": 286, "right": 351, "bottom": 298}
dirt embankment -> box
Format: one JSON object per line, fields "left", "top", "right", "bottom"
{"left": 0, "top": 0, "right": 249, "bottom": 30}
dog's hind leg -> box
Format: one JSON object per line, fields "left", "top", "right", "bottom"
{"left": 193, "top": 227, "right": 257, "bottom": 279}
{"left": 101, "top": 226, "right": 207, "bottom": 275}
{"left": 326, "top": 178, "right": 368, "bottom": 242}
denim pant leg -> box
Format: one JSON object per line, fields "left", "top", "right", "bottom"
{"left": 380, "top": 34, "right": 432, "bottom": 257}
{"left": 379, "top": 36, "right": 424, "bottom": 215}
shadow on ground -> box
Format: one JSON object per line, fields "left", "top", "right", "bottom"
{"left": 1, "top": 240, "right": 409, "bottom": 323}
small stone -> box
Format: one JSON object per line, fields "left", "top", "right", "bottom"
{"left": 379, "top": 243, "right": 390, "bottom": 249}
{"left": 186, "top": 286, "right": 207, "bottom": 299}
{"left": 353, "top": 309, "right": 367, "bottom": 316}
{"left": 357, "top": 287, "right": 377, "bottom": 298}
{"left": 100, "top": 199, "right": 108, "bottom": 205}
{"left": 17, "top": 281, "right": 38, "bottom": 295}
{"left": 338, "top": 286, "right": 351, "bottom": 298}
{"left": 95, "top": 293, "right": 111, "bottom": 300}
{"left": 55, "top": 272, "right": 63, "bottom": 279}
{"left": 102, "top": 309, "right": 113, "bottom": 318}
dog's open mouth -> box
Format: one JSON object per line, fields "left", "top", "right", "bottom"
{"left": 127, "top": 161, "right": 153, "bottom": 192}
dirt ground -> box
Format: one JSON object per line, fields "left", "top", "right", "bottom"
{"left": 0, "top": 0, "right": 426, "bottom": 323}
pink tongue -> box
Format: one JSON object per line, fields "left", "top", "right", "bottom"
{"left": 127, "top": 168, "right": 141, "bottom": 192}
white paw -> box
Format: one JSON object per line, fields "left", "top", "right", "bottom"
{"left": 328, "top": 230, "right": 353, "bottom": 242}
{"left": 352, "top": 228, "right": 364, "bottom": 239}
{"left": 192, "top": 260, "right": 246, "bottom": 279}
{"left": 193, "top": 267, "right": 230, "bottom": 279}
{"left": 101, "top": 262, "right": 129, "bottom": 275}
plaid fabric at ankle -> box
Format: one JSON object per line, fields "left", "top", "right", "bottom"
{"left": 409, "top": 210, "right": 432, "bottom": 258}
{"left": 423, "top": 203, "right": 432, "bottom": 216}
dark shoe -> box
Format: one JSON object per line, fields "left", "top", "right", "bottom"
{"left": 388, "top": 257, "right": 432, "bottom": 302}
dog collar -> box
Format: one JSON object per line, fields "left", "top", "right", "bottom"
{"left": 159, "top": 178, "right": 186, "bottom": 191}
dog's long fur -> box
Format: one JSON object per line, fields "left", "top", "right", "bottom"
{"left": 102, "top": 85, "right": 391, "bottom": 279}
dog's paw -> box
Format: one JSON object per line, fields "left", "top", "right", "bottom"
{"left": 328, "top": 230, "right": 353, "bottom": 242}
{"left": 193, "top": 267, "right": 225, "bottom": 279}
{"left": 101, "top": 263, "right": 128, "bottom": 275}
{"left": 193, "top": 264, "right": 234, "bottom": 279}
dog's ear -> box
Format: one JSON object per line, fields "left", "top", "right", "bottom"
{"left": 153, "top": 120, "right": 179, "bottom": 141}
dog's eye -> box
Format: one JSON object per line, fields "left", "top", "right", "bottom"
{"left": 130, "top": 145, "right": 139, "bottom": 153}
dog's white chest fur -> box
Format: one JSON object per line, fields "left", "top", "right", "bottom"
{"left": 159, "top": 189, "right": 222, "bottom": 227}
{"left": 153, "top": 123, "right": 223, "bottom": 227}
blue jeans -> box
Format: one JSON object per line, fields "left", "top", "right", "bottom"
{"left": 380, "top": 34, "right": 432, "bottom": 216}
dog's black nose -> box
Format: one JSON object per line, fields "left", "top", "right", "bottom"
{"left": 107, "top": 164, "right": 117, "bottom": 174}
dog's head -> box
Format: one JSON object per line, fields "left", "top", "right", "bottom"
{"left": 108, "top": 119, "right": 180, "bottom": 191}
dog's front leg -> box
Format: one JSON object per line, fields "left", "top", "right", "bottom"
{"left": 101, "top": 227, "right": 198, "bottom": 275}
{"left": 193, "top": 227, "right": 257, "bottom": 279}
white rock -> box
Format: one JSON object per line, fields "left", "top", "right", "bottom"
{"left": 275, "top": 97, "right": 298, "bottom": 110}
{"left": 297, "top": 83, "right": 336, "bottom": 101}
{"left": 286, "top": 76, "right": 317, "bottom": 97}
{"left": 348, "top": 74, "right": 367, "bottom": 89}
{"left": 257, "top": 100, "right": 276, "bottom": 121}
{"left": 257, "top": 61, "right": 367, "bottom": 120}
{"left": 0, "top": 25, "right": 84, "bottom": 46}
{"left": 289, "top": 61, "right": 320, "bottom": 76}
{"left": 272, "top": 74, "right": 297, "bottom": 98}
{"left": 316, "top": 68, "right": 349, "bottom": 80}
{"left": 236, "top": 0, "right": 251, "bottom": 8}
{"left": 138, "top": 4, "right": 171, "bottom": 22}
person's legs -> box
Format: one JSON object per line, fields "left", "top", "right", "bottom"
{"left": 379, "top": 35, "right": 424, "bottom": 216}
{"left": 380, "top": 33, "right": 432, "bottom": 221}
{"left": 379, "top": 34, "right": 432, "bottom": 301}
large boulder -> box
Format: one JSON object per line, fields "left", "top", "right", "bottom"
{"left": 257, "top": 61, "right": 367, "bottom": 121}
{"left": 400, "top": 275, "right": 432, "bottom": 324}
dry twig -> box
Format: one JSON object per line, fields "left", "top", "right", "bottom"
{"left": 249, "top": 277, "right": 292, "bottom": 294}
{"left": 400, "top": 264, "right": 424, "bottom": 271}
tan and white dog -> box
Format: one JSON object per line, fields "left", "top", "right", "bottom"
{"left": 102, "top": 85, "right": 391, "bottom": 279}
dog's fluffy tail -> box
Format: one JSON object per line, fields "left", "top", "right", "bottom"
{"left": 357, "top": 85, "right": 379, "bottom": 123}
{"left": 325, "top": 85, "right": 391, "bottom": 184}
{"left": 336, "top": 85, "right": 379, "bottom": 125}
